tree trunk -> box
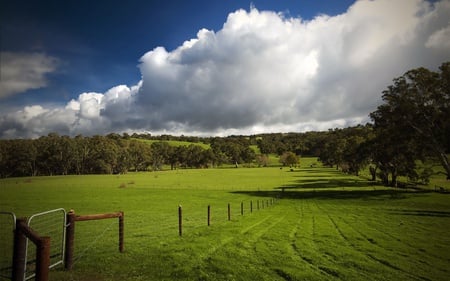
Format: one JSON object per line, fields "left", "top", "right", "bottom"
{"left": 437, "top": 151, "right": 450, "bottom": 180}
{"left": 369, "top": 166, "right": 377, "bottom": 181}
{"left": 409, "top": 122, "right": 450, "bottom": 181}
{"left": 381, "top": 173, "right": 388, "bottom": 186}
{"left": 390, "top": 168, "right": 398, "bottom": 187}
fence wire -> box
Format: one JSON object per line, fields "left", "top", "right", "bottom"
{"left": 72, "top": 218, "right": 118, "bottom": 266}
{"left": 0, "top": 212, "right": 15, "bottom": 280}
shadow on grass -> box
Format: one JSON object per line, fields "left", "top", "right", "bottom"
{"left": 247, "top": 167, "right": 432, "bottom": 201}
{"left": 231, "top": 188, "right": 430, "bottom": 201}
{"left": 281, "top": 178, "right": 375, "bottom": 189}
{"left": 389, "top": 209, "right": 450, "bottom": 217}
{"left": 299, "top": 167, "right": 348, "bottom": 174}
{"left": 282, "top": 168, "right": 343, "bottom": 175}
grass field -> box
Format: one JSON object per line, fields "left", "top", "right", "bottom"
{"left": 1, "top": 159, "right": 450, "bottom": 280}
{"left": 133, "top": 138, "right": 210, "bottom": 149}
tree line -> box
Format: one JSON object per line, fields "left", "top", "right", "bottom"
{"left": 0, "top": 133, "right": 259, "bottom": 177}
{"left": 1, "top": 62, "right": 449, "bottom": 186}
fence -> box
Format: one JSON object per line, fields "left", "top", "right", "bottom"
{"left": 178, "top": 198, "right": 277, "bottom": 236}
{"left": 64, "top": 210, "right": 124, "bottom": 270}
{"left": 0, "top": 212, "right": 16, "bottom": 280}
{"left": 0, "top": 209, "right": 123, "bottom": 281}
{"left": 2, "top": 198, "right": 276, "bottom": 279}
{"left": 12, "top": 219, "right": 50, "bottom": 281}
{"left": 25, "top": 209, "right": 66, "bottom": 280}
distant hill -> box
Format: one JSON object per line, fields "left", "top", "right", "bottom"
{"left": 133, "top": 138, "right": 210, "bottom": 149}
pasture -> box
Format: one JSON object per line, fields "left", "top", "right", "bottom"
{"left": 1, "top": 159, "right": 450, "bottom": 280}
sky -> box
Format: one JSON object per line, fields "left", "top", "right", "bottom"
{"left": 0, "top": 0, "right": 449, "bottom": 139}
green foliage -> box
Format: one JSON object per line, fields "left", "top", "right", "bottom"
{"left": 279, "top": 151, "right": 299, "bottom": 167}
{"left": 255, "top": 154, "right": 270, "bottom": 167}
{"left": 370, "top": 62, "right": 450, "bottom": 184}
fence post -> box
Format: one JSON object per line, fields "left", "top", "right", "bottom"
{"left": 65, "top": 210, "right": 75, "bottom": 270}
{"left": 35, "top": 236, "right": 50, "bottom": 281}
{"left": 119, "top": 211, "right": 124, "bottom": 253}
{"left": 178, "top": 205, "right": 182, "bottom": 237}
{"left": 241, "top": 202, "right": 244, "bottom": 216}
{"left": 228, "top": 203, "right": 231, "bottom": 221}
{"left": 207, "top": 205, "right": 211, "bottom": 226}
{"left": 12, "top": 218, "right": 27, "bottom": 281}
{"left": 250, "top": 200, "right": 253, "bottom": 213}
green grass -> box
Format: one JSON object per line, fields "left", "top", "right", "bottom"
{"left": 133, "top": 138, "right": 210, "bottom": 149}
{"left": 1, "top": 161, "right": 450, "bottom": 280}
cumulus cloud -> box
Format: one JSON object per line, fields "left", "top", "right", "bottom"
{"left": 1, "top": 0, "right": 450, "bottom": 138}
{"left": 0, "top": 84, "right": 140, "bottom": 138}
{"left": 0, "top": 52, "right": 59, "bottom": 98}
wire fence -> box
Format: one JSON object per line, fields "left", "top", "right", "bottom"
{"left": 176, "top": 198, "right": 277, "bottom": 236}
{"left": 0, "top": 197, "right": 278, "bottom": 279}
{"left": 0, "top": 212, "right": 15, "bottom": 280}
{"left": 72, "top": 217, "right": 119, "bottom": 266}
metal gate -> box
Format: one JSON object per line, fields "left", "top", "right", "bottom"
{"left": 25, "top": 209, "right": 66, "bottom": 280}
{"left": 0, "top": 212, "right": 16, "bottom": 280}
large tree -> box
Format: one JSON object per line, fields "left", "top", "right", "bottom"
{"left": 370, "top": 62, "right": 450, "bottom": 181}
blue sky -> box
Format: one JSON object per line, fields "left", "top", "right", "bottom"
{"left": 1, "top": 0, "right": 354, "bottom": 104}
{"left": 1, "top": 0, "right": 449, "bottom": 138}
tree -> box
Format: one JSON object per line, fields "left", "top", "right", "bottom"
{"left": 370, "top": 62, "right": 450, "bottom": 182}
{"left": 36, "top": 133, "right": 75, "bottom": 175}
{"left": 73, "top": 135, "right": 90, "bottom": 175}
{"left": 128, "top": 140, "right": 152, "bottom": 171}
{"left": 151, "top": 142, "right": 171, "bottom": 171}
{"left": 319, "top": 129, "right": 345, "bottom": 169}
{"left": 185, "top": 144, "right": 205, "bottom": 168}
{"left": 340, "top": 125, "right": 374, "bottom": 176}
{"left": 169, "top": 145, "right": 183, "bottom": 170}
{"left": 210, "top": 137, "right": 255, "bottom": 165}
{"left": 255, "top": 154, "right": 270, "bottom": 167}
{"left": 279, "top": 152, "right": 299, "bottom": 167}
{"left": 85, "top": 136, "right": 119, "bottom": 174}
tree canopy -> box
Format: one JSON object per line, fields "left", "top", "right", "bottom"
{"left": 370, "top": 62, "right": 450, "bottom": 184}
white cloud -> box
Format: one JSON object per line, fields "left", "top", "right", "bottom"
{"left": 1, "top": 0, "right": 450, "bottom": 138}
{"left": 0, "top": 84, "right": 139, "bottom": 138}
{"left": 426, "top": 24, "right": 450, "bottom": 49}
{"left": 0, "top": 52, "right": 59, "bottom": 98}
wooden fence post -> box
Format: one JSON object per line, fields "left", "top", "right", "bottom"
{"left": 241, "top": 202, "right": 244, "bottom": 216}
{"left": 12, "top": 218, "right": 27, "bottom": 281}
{"left": 250, "top": 200, "right": 253, "bottom": 213}
{"left": 13, "top": 219, "right": 51, "bottom": 281}
{"left": 119, "top": 211, "right": 124, "bottom": 253}
{"left": 228, "top": 203, "right": 231, "bottom": 221}
{"left": 178, "top": 205, "right": 182, "bottom": 237}
{"left": 207, "top": 205, "right": 211, "bottom": 226}
{"left": 64, "top": 210, "right": 75, "bottom": 270}
{"left": 35, "top": 236, "right": 50, "bottom": 281}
